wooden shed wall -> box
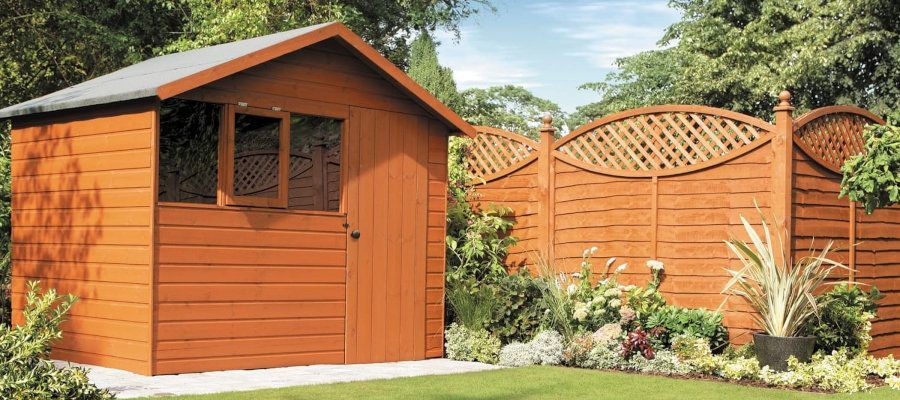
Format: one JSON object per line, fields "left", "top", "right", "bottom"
{"left": 10, "top": 101, "right": 156, "bottom": 374}
{"left": 154, "top": 206, "right": 347, "bottom": 374}
{"left": 858, "top": 206, "right": 900, "bottom": 356}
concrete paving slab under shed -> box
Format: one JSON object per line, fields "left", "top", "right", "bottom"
{"left": 57, "top": 359, "right": 501, "bottom": 398}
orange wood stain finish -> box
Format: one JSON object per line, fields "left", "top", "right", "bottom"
{"left": 11, "top": 101, "right": 157, "bottom": 374}
{"left": 9, "top": 36, "right": 453, "bottom": 375}
{"left": 468, "top": 98, "right": 900, "bottom": 354}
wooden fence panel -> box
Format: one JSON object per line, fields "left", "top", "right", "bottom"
{"left": 467, "top": 96, "right": 900, "bottom": 354}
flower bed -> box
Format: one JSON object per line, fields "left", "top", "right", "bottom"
{"left": 444, "top": 246, "right": 900, "bottom": 394}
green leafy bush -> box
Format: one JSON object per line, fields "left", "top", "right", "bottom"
{"left": 487, "top": 270, "right": 543, "bottom": 343}
{"left": 0, "top": 281, "right": 113, "bottom": 399}
{"left": 841, "top": 123, "right": 900, "bottom": 214}
{"left": 800, "top": 283, "right": 883, "bottom": 354}
{"left": 444, "top": 323, "right": 500, "bottom": 364}
{"left": 645, "top": 306, "right": 729, "bottom": 352}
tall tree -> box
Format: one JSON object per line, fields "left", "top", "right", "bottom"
{"left": 458, "top": 85, "right": 566, "bottom": 139}
{"left": 407, "top": 31, "right": 463, "bottom": 111}
{"left": 573, "top": 0, "right": 900, "bottom": 125}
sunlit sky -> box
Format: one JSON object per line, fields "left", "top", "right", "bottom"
{"left": 435, "top": 1, "right": 682, "bottom": 113}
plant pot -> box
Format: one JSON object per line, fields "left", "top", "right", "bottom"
{"left": 753, "top": 333, "right": 816, "bottom": 371}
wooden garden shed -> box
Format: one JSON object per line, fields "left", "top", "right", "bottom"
{"left": 0, "top": 22, "right": 470, "bottom": 375}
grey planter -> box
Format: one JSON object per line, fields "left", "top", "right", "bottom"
{"left": 753, "top": 333, "right": 816, "bottom": 371}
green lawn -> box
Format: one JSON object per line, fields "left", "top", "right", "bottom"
{"left": 138, "top": 366, "right": 897, "bottom": 399}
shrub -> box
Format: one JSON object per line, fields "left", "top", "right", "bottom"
{"left": 591, "top": 323, "right": 622, "bottom": 345}
{"left": 800, "top": 283, "right": 883, "bottom": 354}
{"left": 444, "top": 323, "right": 500, "bottom": 364}
{"left": 621, "top": 328, "right": 656, "bottom": 360}
{"left": 840, "top": 123, "right": 900, "bottom": 214}
{"left": 498, "top": 342, "right": 537, "bottom": 367}
{"left": 0, "top": 281, "right": 113, "bottom": 400}
{"left": 531, "top": 330, "right": 564, "bottom": 365}
{"left": 580, "top": 341, "right": 624, "bottom": 370}
{"left": 563, "top": 333, "right": 594, "bottom": 366}
{"left": 644, "top": 306, "right": 729, "bottom": 351}
{"left": 488, "top": 270, "right": 543, "bottom": 343}
{"left": 671, "top": 335, "right": 712, "bottom": 362}
{"left": 625, "top": 350, "right": 691, "bottom": 375}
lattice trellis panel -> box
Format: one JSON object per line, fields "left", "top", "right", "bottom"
{"left": 557, "top": 112, "right": 768, "bottom": 172}
{"left": 467, "top": 131, "right": 535, "bottom": 180}
{"left": 794, "top": 113, "right": 875, "bottom": 171}
{"left": 176, "top": 152, "right": 314, "bottom": 197}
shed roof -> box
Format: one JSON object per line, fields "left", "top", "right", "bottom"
{"left": 0, "top": 22, "right": 474, "bottom": 136}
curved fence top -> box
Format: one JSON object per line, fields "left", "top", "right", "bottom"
{"left": 467, "top": 126, "right": 538, "bottom": 182}
{"left": 553, "top": 105, "right": 775, "bottom": 177}
{"left": 793, "top": 105, "right": 886, "bottom": 173}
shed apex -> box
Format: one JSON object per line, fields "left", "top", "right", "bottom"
{"left": 0, "top": 21, "right": 473, "bottom": 136}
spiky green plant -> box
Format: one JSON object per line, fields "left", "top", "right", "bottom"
{"left": 533, "top": 254, "right": 576, "bottom": 340}
{"left": 446, "top": 280, "right": 496, "bottom": 330}
{"left": 721, "top": 212, "right": 849, "bottom": 337}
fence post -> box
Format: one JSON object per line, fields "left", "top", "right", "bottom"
{"left": 772, "top": 90, "right": 795, "bottom": 263}
{"left": 537, "top": 114, "right": 557, "bottom": 264}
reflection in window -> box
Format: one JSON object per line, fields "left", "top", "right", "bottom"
{"left": 232, "top": 113, "right": 282, "bottom": 198}
{"left": 288, "top": 115, "right": 342, "bottom": 211}
{"left": 158, "top": 99, "right": 221, "bottom": 203}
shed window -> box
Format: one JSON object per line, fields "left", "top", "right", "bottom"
{"left": 158, "top": 99, "right": 221, "bottom": 204}
{"left": 225, "top": 106, "right": 289, "bottom": 207}
{"left": 288, "top": 115, "right": 342, "bottom": 212}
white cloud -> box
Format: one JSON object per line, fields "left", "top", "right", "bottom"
{"left": 528, "top": 1, "right": 679, "bottom": 69}
{"left": 435, "top": 28, "right": 541, "bottom": 89}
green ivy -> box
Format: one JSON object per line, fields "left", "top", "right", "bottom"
{"left": 841, "top": 123, "right": 900, "bottom": 214}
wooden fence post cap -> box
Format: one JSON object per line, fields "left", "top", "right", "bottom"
{"left": 541, "top": 113, "right": 554, "bottom": 129}
{"left": 774, "top": 90, "right": 795, "bottom": 111}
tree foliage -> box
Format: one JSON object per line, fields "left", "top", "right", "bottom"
{"left": 162, "top": 0, "right": 492, "bottom": 68}
{"left": 841, "top": 123, "right": 900, "bottom": 213}
{"left": 458, "top": 85, "right": 566, "bottom": 139}
{"left": 407, "top": 31, "right": 462, "bottom": 111}
{"left": 573, "top": 0, "right": 900, "bottom": 125}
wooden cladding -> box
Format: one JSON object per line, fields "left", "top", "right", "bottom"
{"left": 468, "top": 102, "right": 899, "bottom": 354}
{"left": 10, "top": 101, "right": 157, "bottom": 375}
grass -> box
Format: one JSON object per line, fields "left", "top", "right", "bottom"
{"left": 137, "top": 366, "right": 897, "bottom": 400}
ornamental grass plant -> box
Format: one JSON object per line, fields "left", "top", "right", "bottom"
{"left": 721, "top": 210, "right": 849, "bottom": 337}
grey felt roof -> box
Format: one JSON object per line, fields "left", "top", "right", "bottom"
{"left": 0, "top": 22, "right": 334, "bottom": 119}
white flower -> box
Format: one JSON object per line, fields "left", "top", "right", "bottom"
{"left": 605, "top": 258, "right": 616, "bottom": 269}
{"left": 608, "top": 299, "right": 621, "bottom": 309}
{"left": 582, "top": 248, "right": 591, "bottom": 258}
{"left": 623, "top": 285, "right": 637, "bottom": 292}
{"left": 572, "top": 272, "right": 583, "bottom": 279}
{"left": 615, "top": 264, "right": 627, "bottom": 273}
{"left": 580, "top": 261, "right": 589, "bottom": 268}
{"left": 599, "top": 279, "right": 608, "bottom": 286}
{"left": 590, "top": 246, "right": 598, "bottom": 254}
{"left": 567, "top": 284, "right": 577, "bottom": 296}
{"left": 646, "top": 260, "right": 665, "bottom": 271}
{"left": 603, "top": 288, "right": 621, "bottom": 298}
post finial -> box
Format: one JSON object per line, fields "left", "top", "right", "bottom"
{"left": 775, "top": 90, "right": 794, "bottom": 111}
{"left": 541, "top": 113, "right": 553, "bottom": 129}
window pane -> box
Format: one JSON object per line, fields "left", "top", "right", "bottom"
{"left": 288, "top": 115, "right": 342, "bottom": 211}
{"left": 233, "top": 113, "right": 281, "bottom": 199}
{"left": 158, "top": 99, "right": 220, "bottom": 204}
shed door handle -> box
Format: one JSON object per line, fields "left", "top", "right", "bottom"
{"left": 350, "top": 230, "right": 361, "bottom": 239}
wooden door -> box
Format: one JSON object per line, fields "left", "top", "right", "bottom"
{"left": 345, "top": 107, "right": 429, "bottom": 363}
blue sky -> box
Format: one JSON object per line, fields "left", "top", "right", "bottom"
{"left": 435, "top": 1, "right": 682, "bottom": 113}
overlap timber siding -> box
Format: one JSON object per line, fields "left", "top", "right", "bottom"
{"left": 10, "top": 101, "right": 156, "bottom": 374}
